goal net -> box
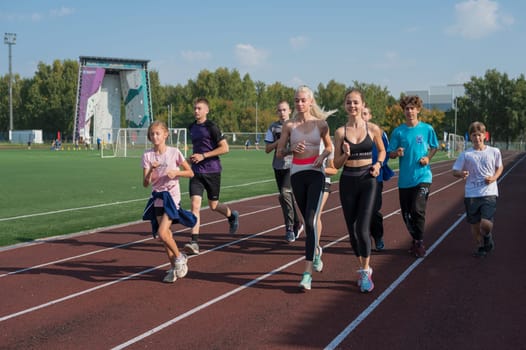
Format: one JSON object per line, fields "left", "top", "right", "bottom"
{"left": 447, "top": 133, "right": 466, "bottom": 159}
{"left": 100, "top": 128, "right": 187, "bottom": 158}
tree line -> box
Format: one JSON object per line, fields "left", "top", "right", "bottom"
{"left": 0, "top": 59, "right": 524, "bottom": 146}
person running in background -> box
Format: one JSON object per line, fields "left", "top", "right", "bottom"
{"left": 452, "top": 121, "right": 503, "bottom": 257}
{"left": 362, "top": 105, "right": 394, "bottom": 251}
{"left": 264, "top": 100, "right": 303, "bottom": 243}
{"left": 314, "top": 140, "right": 337, "bottom": 273}
{"left": 142, "top": 121, "right": 196, "bottom": 283}
{"left": 388, "top": 95, "right": 438, "bottom": 258}
{"left": 184, "top": 98, "right": 240, "bottom": 255}
{"left": 333, "top": 89, "right": 386, "bottom": 293}
{"left": 277, "top": 85, "right": 335, "bottom": 291}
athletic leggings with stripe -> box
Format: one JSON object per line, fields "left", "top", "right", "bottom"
{"left": 339, "top": 165, "right": 377, "bottom": 258}
{"left": 291, "top": 170, "right": 325, "bottom": 261}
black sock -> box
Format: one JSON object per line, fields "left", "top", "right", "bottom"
{"left": 191, "top": 234, "right": 199, "bottom": 242}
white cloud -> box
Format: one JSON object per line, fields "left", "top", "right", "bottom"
{"left": 447, "top": 0, "right": 514, "bottom": 39}
{"left": 0, "top": 7, "right": 74, "bottom": 22}
{"left": 289, "top": 76, "right": 306, "bottom": 87}
{"left": 180, "top": 50, "right": 212, "bottom": 62}
{"left": 235, "top": 44, "right": 268, "bottom": 67}
{"left": 50, "top": 7, "right": 75, "bottom": 17}
{"left": 289, "top": 36, "right": 309, "bottom": 50}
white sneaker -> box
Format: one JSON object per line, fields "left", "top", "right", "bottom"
{"left": 313, "top": 246, "right": 324, "bottom": 272}
{"left": 184, "top": 241, "right": 200, "bottom": 255}
{"left": 163, "top": 268, "right": 176, "bottom": 283}
{"left": 175, "top": 254, "right": 188, "bottom": 278}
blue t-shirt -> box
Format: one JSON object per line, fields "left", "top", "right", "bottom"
{"left": 388, "top": 121, "right": 438, "bottom": 188}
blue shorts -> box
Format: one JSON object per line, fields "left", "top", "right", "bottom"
{"left": 464, "top": 196, "right": 497, "bottom": 224}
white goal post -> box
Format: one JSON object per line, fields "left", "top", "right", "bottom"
{"left": 447, "top": 133, "right": 466, "bottom": 159}
{"left": 100, "top": 128, "right": 187, "bottom": 158}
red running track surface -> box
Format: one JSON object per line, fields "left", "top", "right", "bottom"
{"left": 1, "top": 151, "right": 525, "bottom": 349}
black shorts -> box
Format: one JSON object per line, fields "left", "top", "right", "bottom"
{"left": 464, "top": 196, "right": 497, "bottom": 224}
{"left": 189, "top": 172, "right": 221, "bottom": 200}
{"left": 323, "top": 180, "right": 332, "bottom": 193}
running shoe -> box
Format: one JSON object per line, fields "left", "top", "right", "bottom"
{"left": 184, "top": 241, "right": 200, "bottom": 255}
{"left": 375, "top": 238, "right": 385, "bottom": 251}
{"left": 473, "top": 246, "right": 487, "bottom": 257}
{"left": 229, "top": 210, "right": 240, "bottom": 234}
{"left": 414, "top": 240, "right": 427, "bottom": 258}
{"left": 299, "top": 272, "right": 312, "bottom": 291}
{"left": 357, "top": 267, "right": 373, "bottom": 287}
{"left": 174, "top": 254, "right": 188, "bottom": 278}
{"left": 294, "top": 223, "right": 304, "bottom": 239}
{"left": 163, "top": 268, "right": 177, "bottom": 283}
{"left": 285, "top": 229, "right": 296, "bottom": 243}
{"left": 484, "top": 233, "right": 495, "bottom": 253}
{"left": 313, "top": 246, "right": 324, "bottom": 272}
{"left": 358, "top": 268, "right": 374, "bottom": 293}
{"left": 408, "top": 240, "right": 416, "bottom": 254}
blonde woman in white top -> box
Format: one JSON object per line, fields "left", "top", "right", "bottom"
{"left": 277, "top": 86, "right": 335, "bottom": 291}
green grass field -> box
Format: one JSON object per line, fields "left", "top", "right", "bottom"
{"left": 0, "top": 145, "right": 451, "bottom": 247}
{"left": 0, "top": 147, "right": 276, "bottom": 247}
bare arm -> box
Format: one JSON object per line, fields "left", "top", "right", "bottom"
{"left": 166, "top": 159, "right": 194, "bottom": 179}
{"left": 333, "top": 127, "right": 348, "bottom": 169}
{"left": 486, "top": 164, "right": 504, "bottom": 184}
{"left": 276, "top": 122, "right": 291, "bottom": 159}
{"left": 189, "top": 138, "right": 229, "bottom": 164}
{"left": 419, "top": 147, "right": 438, "bottom": 166}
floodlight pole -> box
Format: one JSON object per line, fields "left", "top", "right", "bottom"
{"left": 4, "top": 33, "right": 16, "bottom": 142}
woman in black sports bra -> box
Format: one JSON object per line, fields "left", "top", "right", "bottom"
{"left": 333, "top": 89, "right": 386, "bottom": 293}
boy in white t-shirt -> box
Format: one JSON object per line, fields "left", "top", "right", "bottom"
{"left": 452, "top": 121, "right": 504, "bottom": 257}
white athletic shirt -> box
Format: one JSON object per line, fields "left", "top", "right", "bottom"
{"left": 452, "top": 145, "right": 502, "bottom": 198}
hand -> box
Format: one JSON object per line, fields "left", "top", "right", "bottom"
{"left": 190, "top": 153, "right": 205, "bottom": 164}
{"left": 419, "top": 156, "right": 429, "bottom": 166}
{"left": 369, "top": 162, "right": 381, "bottom": 177}
{"left": 293, "top": 140, "right": 306, "bottom": 153}
{"left": 342, "top": 142, "right": 351, "bottom": 157}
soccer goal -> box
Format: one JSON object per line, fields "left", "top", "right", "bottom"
{"left": 100, "top": 128, "right": 187, "bottom": 158}
{"left": 447, "top": 133, "right": 466, "bottom": 159}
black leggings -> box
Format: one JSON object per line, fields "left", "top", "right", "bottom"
{"left": 339, "top": 166, "right": 377, "bottom": 258}
{"left": 291, "top": 170, "right": 325, "bottom": 261}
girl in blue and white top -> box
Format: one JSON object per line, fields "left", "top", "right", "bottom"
{"left": 277, "top": 85, "right": 335, "bottom": 291}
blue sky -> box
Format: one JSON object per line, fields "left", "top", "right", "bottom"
{"left": 1, "top": 0, "right": 523, "bottom": 97}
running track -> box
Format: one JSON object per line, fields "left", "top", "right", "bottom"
{"left": 1, "top": 151, "right": 525, "bottom": 350}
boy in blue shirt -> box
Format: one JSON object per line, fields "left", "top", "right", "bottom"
{"left": 388, "top": 96, "right": 438, "bottom": 257}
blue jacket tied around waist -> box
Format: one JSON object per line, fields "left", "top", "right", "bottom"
{"left": 142, "top": 191, "right": 197, "bottom": 238}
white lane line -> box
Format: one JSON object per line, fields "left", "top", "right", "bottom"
{"left": 0, "top": 179, "right": 275, "bottom": 222}
{"left": 111, "top": 178, "right": 466, "bottom": 348}
{"left": 0, "top": 225, "right": 278, "bottom": 323}
{"left": 324, "top": 153, "right": 525, "bottom": 350}
{"left": 0, "top": 204, "right": 282, "bottom": 278}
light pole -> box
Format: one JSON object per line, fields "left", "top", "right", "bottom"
{"left": 4, "top": 33, "right": 16, "bottom": 142}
